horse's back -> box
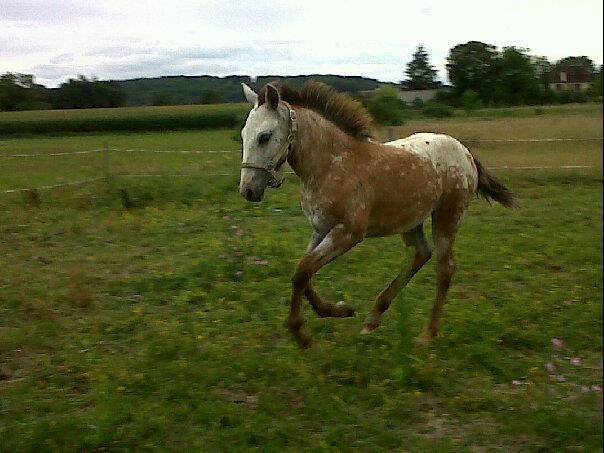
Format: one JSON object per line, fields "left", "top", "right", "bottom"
{"left": 385, "top": 133, "right": 478, "bottom": 194}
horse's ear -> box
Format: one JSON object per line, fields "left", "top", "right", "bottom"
{"left": 242, "top": 83, "right": 258, "bottom": 106}
{"left": 266, "top": 84, "right": 280, "bottom": 110}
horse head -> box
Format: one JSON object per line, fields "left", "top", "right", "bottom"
{"left": 239, "top": 83, "right": 295, "bottom": 202}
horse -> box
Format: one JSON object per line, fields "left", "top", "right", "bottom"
{"left": 239, "top": 81, "right": 515, "bottom": 348}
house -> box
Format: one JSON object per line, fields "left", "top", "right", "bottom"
{"left": 547, "top": 65, "right": 595, "bottom": 92}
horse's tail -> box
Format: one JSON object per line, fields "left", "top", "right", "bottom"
{"left": 471, "top": 154, "right": 517, "bottom": 208}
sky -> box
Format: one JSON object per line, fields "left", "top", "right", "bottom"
{"left": 1, "top": 0, "right": 602, "bottom": 88}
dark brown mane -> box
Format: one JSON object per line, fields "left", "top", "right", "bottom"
{"left": 258, "top": 81, "right": 376, "bottom": 140}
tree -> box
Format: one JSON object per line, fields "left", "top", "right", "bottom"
{"left": 404, "top": 44, "right": 438, "bottom": 89}
{"left": 0, "top": 73, "right": 50, "bottom": 111}
{"left": 200, "top": 88, "right": 223, "bottom": 104}
{"left": 531, "top": 56, "right": 551, "bottom": 89}
{"left": 0, "top": 73, "right": 26, "bottom": 110}
{"left": 152, "top": 92, "right": 172, "bottom": 106}
{"left": 54, "top": 75, "right": 124, "bottom": 109}
{"left": 496, "top": 47, "right": 541, "bottom": 105}
{"left": 446, "top": 41, "right": 500, "bottom": 103}
{"left": 557, "top": 56, "right": 595, "bottom": 73}
{"left": 593, "top": 66, "right": 603, "bottom": 98}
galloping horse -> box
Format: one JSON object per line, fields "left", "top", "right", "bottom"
{"left": 239, "top": 81, "right": 515, "bottom": 348}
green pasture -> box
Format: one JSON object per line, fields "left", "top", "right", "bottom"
{"left": 0, "top": 111, "right": 602, "bottom": 451}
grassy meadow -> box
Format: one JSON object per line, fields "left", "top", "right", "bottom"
{"left": 0, "top": 104, "right": 602, "bottom": 451}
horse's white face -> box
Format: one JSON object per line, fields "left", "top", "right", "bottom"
{"left": 239, "top": 83, "right": 290, "bottom": 202}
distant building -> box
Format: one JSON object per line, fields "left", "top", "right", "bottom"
{"left": 397, "top": 81, "right": 452, "bottom": 105}
{"left": 547, "top": 65, "right": 595, "bottom": 92}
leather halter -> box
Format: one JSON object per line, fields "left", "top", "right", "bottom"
{"left": 241, "top": 101, "right": 297, "bottom": 188}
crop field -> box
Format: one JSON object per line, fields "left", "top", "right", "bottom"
{"left": 0, "top": 103, "right": 249, "bottom": 135}
{"left": 0, "top": 106, "right": 602, "bottom": 451}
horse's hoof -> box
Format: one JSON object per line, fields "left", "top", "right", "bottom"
{"left": 361, "top": 313, "right": 380, "bottom": 335}
{"left": 360, "top": 325, "right": 378, "bottom": 335}
{"left": 334, "top": 301, "right": 354, "bottom": 318}
{"left": 294, "top": 328, "right": 312, "bottom": 348}
{"left": 286, "top": 320, "right": 312, "bottom": 348}
{"left": 414, "top": 329, "right": 435, "bottom": 346}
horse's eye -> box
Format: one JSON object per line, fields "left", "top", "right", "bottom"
{"left": 258, "top": 132, "right": 272, "bottom": 145}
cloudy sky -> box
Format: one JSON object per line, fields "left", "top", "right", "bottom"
{"left": 1, "top": 0, "right": 602, "bottom": 88}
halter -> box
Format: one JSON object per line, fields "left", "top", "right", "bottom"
{"left": 241, "top": 101, "right": 298, "bottom": 188}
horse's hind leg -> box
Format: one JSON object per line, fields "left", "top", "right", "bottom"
{"left": 304, "top": 233, "right": 355, "bottom": 318}
{"left": 420, "top": 203, "right": 464, "bottom": 342}
{"left": 362, "top": 224, "right": 432, "bottom": 335}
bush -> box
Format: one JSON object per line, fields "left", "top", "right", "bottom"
{"left": 421, "top": 102, "right": 453, "bottom": 118}
{"left": 462, "top": 89, "right": 482, "bottom": 112}
{"left": 411, "top": 98, "right": 424, "bottom": 109}
{"left": 556, "top": 90, "right": 588, "bottom": 104}
{"left": 366, "top": 86, "right": 410, "bottom": 125}
{"left": 433, "top": 90, "right": 459, "bottom": 107}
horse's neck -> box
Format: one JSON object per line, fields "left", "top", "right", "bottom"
{"left": 288, "top": 108, "right": 349, "bottom": 184}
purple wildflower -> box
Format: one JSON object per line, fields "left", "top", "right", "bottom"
{"left": 551, "top": 338, "right": 563, "bottom": 348}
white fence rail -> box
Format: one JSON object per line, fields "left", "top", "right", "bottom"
{"left": 1, "top": 139, "right": 601, "bottom": 195}
{"left": 462, "top": 137, "right": 603, "bottom": 143}
{"left": 2, "top": 177, "right": 106, "bottom": 194}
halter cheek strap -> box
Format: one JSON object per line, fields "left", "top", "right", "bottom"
{"left": 241, "top": 102, "right": 297, "bottom": 188}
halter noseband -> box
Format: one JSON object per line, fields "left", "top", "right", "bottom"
{"left": 241, "top": 102, "right": 297, "bottom": 188}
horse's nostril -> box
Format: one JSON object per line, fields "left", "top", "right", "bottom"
{"left": 245, "top": 188, "right": 254, "bottom": 200}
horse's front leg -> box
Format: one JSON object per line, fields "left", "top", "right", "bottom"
{"left": 287, "top": 224, "right": 364, "bottom": 347}
{"left": 304, "top": 232, "right": 355, "bottom": 319}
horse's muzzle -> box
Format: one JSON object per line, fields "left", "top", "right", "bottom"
{"left": 240, "top": 168, "right": 269, "bottom": 202}
{"left": 241, "top": 185, "right": 265, "bottom": 202}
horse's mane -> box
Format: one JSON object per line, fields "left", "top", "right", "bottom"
{"left": 258, "top": 81, "right": 376, "bottom": 140}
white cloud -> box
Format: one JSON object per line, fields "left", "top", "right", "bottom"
{"left": 0, "top": 0, "right": 108, "bottom": 23}
{"left": 0, "top": 0, "right": 601, "bottom": 87}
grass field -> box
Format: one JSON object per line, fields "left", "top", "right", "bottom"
{"left": 0, "top": 107, "right": 602, "bottom": 451}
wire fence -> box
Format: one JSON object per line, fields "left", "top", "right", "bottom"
{"left": 1, "top": 137, "right": 601, "bottom": 195}
{"left": 462, "top": 137, "right": 603, "bottom": 143}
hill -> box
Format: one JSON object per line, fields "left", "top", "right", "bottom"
{"left": 113, "top": 74, "right": 390, "bottom": 106}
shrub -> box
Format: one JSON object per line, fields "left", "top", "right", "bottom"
{"left": 421, "top": 102, "right": 453, "bottom": 118}
{"left": 433, "top": 90, "right": 459, "bottom": 107}
{"left": 556, "top": 90, "right": 588, "bottom": 104}
{"left": 411, "top": 98, "right": 424, "bottom": 109}
{"left": 366, "top": 86, "right": 410, "bottom": 125}
{"left": 462, "top": 89, "right": 482, "bottom": 113}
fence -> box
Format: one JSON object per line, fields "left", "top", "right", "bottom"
{"left": 1, "top": 137, "right": 602, "bottom": 195}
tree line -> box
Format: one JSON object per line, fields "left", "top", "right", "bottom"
{"left": 404, "top": 42, "right": 603, "bottom": 107}
{"left": 0, "top": 74, "right": 124, "bottom": 111}
{"left": 1, "top": 41, "right": 602, "bottom": 111}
